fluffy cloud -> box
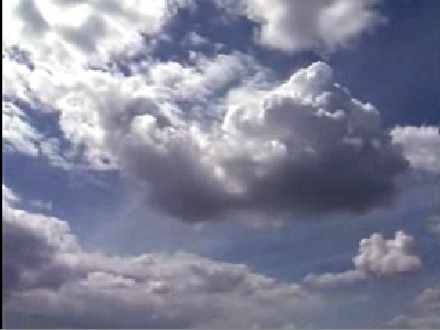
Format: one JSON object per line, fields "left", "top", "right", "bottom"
{"left": 3, "top": 185, "right": 322, "bottom": 328}
{"left": 353, "top": 231, "right": 422, "bottom": 275}
{"left": 103, "top": 61, "right": 406, "bottom": 221}
{"left": 391, "top": 126, "right": 440, "bottom": 174}
{"left": 304, "top": 231, "right": 422, "bottom": 288}
{"left": 389, "top": 287, "right": 440, "bottom": 329}
{"left": 3, "top": 0, "right": 194, "bottom": 66}
{"left": 215, "top": 0, "right": 385, "bottom": 52}
{"left": 3, "top": 53, "right": 407, "bottom": 221}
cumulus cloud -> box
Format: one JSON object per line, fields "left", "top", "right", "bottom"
{"left": 103, "top": 61, "right": 406, "bottom": 221}
{"left": 3, "top": 185, "right": 323, "bottom": 328}
{"left": 3, "top": 0, "right": 195, "bottom": 66}
{"left": 215, "top": 0, "right": 386, "bottom": 52}
{"left": 353, "top": 231, "right": 422, "bottom": 275}
{"left": 304, "top": 231, "right": 422, "bottom": 288}
{"left": 3, "top": 53, "right": 407, "bottom": 221}
{"left": 389, "top": 287, "right": 440, "bottom": 329}
{"left": 391, "top": 126, "right": 440, "bottom": 174}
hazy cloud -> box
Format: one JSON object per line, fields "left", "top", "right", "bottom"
{"left": 391, "top": 126, "right": 440, "bottom": 174}
{"left": 389, "top": 287, "right": 440, "bottom": 329}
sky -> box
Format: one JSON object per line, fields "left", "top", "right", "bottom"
{"left": 2, "top": 0, "right": 440, "bottom": 328}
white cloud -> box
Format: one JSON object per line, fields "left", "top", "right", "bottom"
{"left": 2, "top": 184, "right": 20, "bottom": 205}
{"left": 353, "top": 231, "right": 422, "bottom": 276}
{"left": 304, "top": 269, "right": 367, "bottom": 288}
{"left": 391, "top": 126, "right": 440, "bottom": 174}
{"left": 3, "top": 185, "right": 323, "bottom": 328}
{"left": 389, "top": 287, "right": 440, "bottom": 329}
{"left": 2, "top": 99, "right": 71, "bottom": 168}
{"left": 3, "top": 0, "right": 195, "bottom": 67}
{"left": 304, "top": 231, "right": 422, "bottom": 288}
{"left": 2, "top": 101, "right": 41, "bottom": 157}
{"left": 216, "top": 0, "right": 386, "bottom": 52}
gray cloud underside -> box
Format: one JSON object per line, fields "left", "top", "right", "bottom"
{"left": 3, "top": 51, "right": 408, "bottom": 222}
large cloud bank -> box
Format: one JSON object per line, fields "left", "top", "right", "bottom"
{"left": 3, "top": 185, "right": 322, "bottom": 328}
{"left": 3, "top": 185, "right": 427, "bottom": 328}
{"left": 3, "top": 52, "right": 407, "bottom": 221}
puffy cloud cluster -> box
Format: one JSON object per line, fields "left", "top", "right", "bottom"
{"left": 104, "top": 61, "right": 406, "bottom": 220}
{"left": 216, "top": 0, "right": 386, "bottom": 52}
{"left": 3, "top": 53, "right": 407, "bottom": 221}
{"left": 389, "top": 287, "right": 440, "bottom": 329}
{"left": 391, "top": 126, "right": 440, "bottom": 174}
{"left": 3, "top": 0, "right": 194, "bottom": 66}
{"left": 3, "top": 185, "right": 322, "bottom": 328}
{"left": 353, "top": 231, "right": 422, "bottom": 275}
{"left": 304, "top": 231, "right": 422, "bottom": 288}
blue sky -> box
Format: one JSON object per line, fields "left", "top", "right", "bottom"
{"left": 2, "top": 0, "right": 440, "bottom": 328}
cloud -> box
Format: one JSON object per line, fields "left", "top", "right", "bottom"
{"left": 3, "top": 0, "right": 195, "bottom": 66}
{"left": 215, "top": 0, "right": 386, "bottom": 52}
{"left": 3, "top": 185, "right": 323, "bottom": 328}
{"left": 391, "top": 126, "right": 440, "bottom": 174}
{"left": 2, "top": 101, "right": 41, "bottom": 157}
{"left": 389, "top": 287, "right": 440, "bottom": 329}
{"left": 353, "top": 231, "right": 422, "bottom": 275}
{"left": 102, "top": 61, "right": 406, "bottom": 221}
{"left": 304, "top": 231, "right": 422, "bottom": 288}
{"left": 427, "top": 214, "right": 440, "bottom": 239}
{"left": 3, "top": 53, "right": 407, "bottom": 222}
{"left": 2, "top": 99, "right": 71, "bottom": 168}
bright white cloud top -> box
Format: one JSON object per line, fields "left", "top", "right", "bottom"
{"left": 304, "top": 230, "right": 422, "bottom": 288}
{"left": 215, "top": 0, "right": 385, "bottom": 52}
{"left": 3, "top": 0, "right": 195, "bottom": 66}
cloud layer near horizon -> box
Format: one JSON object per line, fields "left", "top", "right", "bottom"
{"left": 3, "top": 185, "right": 429, "bottom": 328}
{"left": 2, "top": 185, "right": 322, "bottom": 328}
